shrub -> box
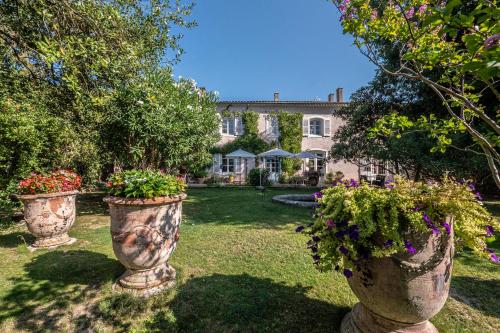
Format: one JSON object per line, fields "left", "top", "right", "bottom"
{"left": 248, "top": 168, "right": 271, "bottom": 187}
{"left": 297, "top": 177, "right": 499, "bottom": 278}
{"left": 17, "top": 170, "right": 81, "bottom": 195}
{"left": 106, "top": 170, "right": 185, "bottom": 198}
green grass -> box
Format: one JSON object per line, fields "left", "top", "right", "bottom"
{"left": 0, "top": 188, "right": 498, "bottom": 332}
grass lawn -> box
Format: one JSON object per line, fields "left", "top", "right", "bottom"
{"left": 0, "top": 188, "right": 498, "bottom": 333}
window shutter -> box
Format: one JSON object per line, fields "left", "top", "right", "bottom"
{"left": 323, "top": 119, "right": 331, "bottom": 137}
{"left": 217, "top": 114, "right": 223, "bottom": 134}
{"left": 214, "top": 154, "right": 222, "bottom": 173}
{"left": 235, "top": 117, "right": 243, "bottom": 136}
{"left": 302, "top": 118, "right": 309, "bottom": 136}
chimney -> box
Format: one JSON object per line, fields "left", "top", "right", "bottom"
{"left": 274, "top": 92, "right": 280, "bottom": 102}
{"left": 328, "top": 93, "right": 335, "bottom": 102}
{"left": 336, "top": 87, "right": 344, "bottom": 103}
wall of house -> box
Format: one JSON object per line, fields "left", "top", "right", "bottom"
{"left": 212, "top": 102, "right": 359, "bottom": 183}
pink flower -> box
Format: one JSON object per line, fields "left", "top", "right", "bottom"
{"left": 406, "top": 7, "right": 415, "bottom": 19}
{"left": 419, "top": 4, "right": 427, "bottom": 14}
{"left": 371, "top": 10, "right": 378, "bottom": 20}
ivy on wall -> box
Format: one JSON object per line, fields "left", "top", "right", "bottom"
{"left": 277, "top": 111, "right": 303, "bottom": 174}
{"left": 213, "top": 110, "right": 272, "bottom": 155}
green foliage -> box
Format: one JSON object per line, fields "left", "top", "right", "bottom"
{"left": 301, "top": 177, "right": 498, "bottom": 274}
{"left": 248, "top": 168, "right": 271, "bottom": 187}
{"left": 277, "top": 112, "right": 303, "bottom": 174}
{"left": 107, "top": 170, "right": 186, "bottom": 198}
{"left": 241, "top": 112, "right": 259, "bottom": 136}
{"left": 104, "top": 69, "right": 220, "bottom": 171}
{"left": 333, "top": 0, "right": 500, "bottom": 188}
{"left": 212, "top": 135, "right": 272, "bottom": 155}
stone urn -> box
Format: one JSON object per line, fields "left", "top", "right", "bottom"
{"left": 103, "top": 194, "right": 187, "bottom": 297}
{"left": 18, "top": 191, "right": 78, "bottom": 251}
{"left": 341, "top": 218, "right": 454, "bottom": 333}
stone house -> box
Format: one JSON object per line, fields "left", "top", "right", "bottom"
{"left": 210, "top": 89, "right": 361, "bottom": 184}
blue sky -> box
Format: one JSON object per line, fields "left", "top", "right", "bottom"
{"left": 172, "top": 0, "right": 375, "bottom": 101}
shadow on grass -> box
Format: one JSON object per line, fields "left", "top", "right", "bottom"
{"left": 77, "top": 193, "right": 108, "bottom": 216}
{"left": 0, "top": 250, "right": 122, "bottom": 332}
{"left": 0, "top": 231, "right": 33, "bottom": 248}
{"left": 184, "top": 188, "right": 315, "bottom": 229}
{"left": 451, "top": 275, "right": 500, "bottom": 318}
{"left": 142, "top": 273, "right": 348, "bottom": 333}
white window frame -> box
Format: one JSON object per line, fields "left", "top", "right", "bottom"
{"left": 309, "top": 118, "right": 323, "bottom": 136}
{"left": 221, "top": 117, "right": 243, "bottom": 136}
{"left": 265, "top": 158, "right": 279, "bottom": 173}
{"left": 222, "top": 157, "right": 235, "bottom": 173}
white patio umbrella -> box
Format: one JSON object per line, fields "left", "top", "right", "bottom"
{"left": 226, "top": 149, "right": 256, "bottom": 183}
{"left": 257, "top": 148, "right": 294, "bottom": 185}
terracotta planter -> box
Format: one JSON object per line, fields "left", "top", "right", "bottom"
{"left": 341, "top": 218, "right": 454, "bottom": 333}
{"left": 18, "top": 191, "right": 78, "bottom": 250}
{"left": 103, "top": 194, "right": 187, "bottom": 297}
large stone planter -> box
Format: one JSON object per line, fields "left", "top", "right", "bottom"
{"left": 18, "top": 191, "right": 78, "bottom": 251}
{"left": 341, "top": 219, "right": 454, "bottom": 333}
{"left": 103, "top": 194, "right": 187, "bottom": 297}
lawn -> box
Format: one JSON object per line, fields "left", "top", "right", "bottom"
{"left": 0, "top": 188, "right": 498, "bottom": 333}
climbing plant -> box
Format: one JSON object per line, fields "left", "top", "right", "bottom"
{"left": 213, "top": 110, "right": 271, "bottom": 155}
{"left": 277, "top": 112, "right": 303, "bottom": 174}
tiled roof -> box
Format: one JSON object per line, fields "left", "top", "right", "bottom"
{"left": 217, "top": 100, "right": 348, "bottom": 107}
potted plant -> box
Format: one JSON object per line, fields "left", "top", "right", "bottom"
{"left": 297, "top": 177, "right": 498, "bottom": 333}
{"left": 103, "top": 169, "right": 186, "bottom": 297}
{"left": 17, "top": 170, "right": 81, "bottom": 250}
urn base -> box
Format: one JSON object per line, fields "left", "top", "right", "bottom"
{"left": 113, "top": 263, "right": 176, "bottom": 297}
{"left": 341, "top": 303, "right": 439, "bottom": 333}
{"left": 28, "top": 233, "right": 76, "bottom": 252}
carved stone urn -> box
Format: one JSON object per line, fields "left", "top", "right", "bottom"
{"left": 341, "top": 218, "right": 454, "bottom": 333}
{"left": 103, "top": 194, "right": 187, "bottom": 297}
{"left": 18, "top": 191, "right": 78, "bottom": 251}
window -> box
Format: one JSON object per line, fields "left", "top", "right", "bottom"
{"left": 307, "top": 151, "right": 326, "bottom": 175}
{"left": 222, "top": 157, "right": 235, "bottom": 173}
{"left": 266, "top": 116, "right": 279, "bottom": 136}
{"left": 309, "top": 119, "right": 322, "bottom": 136}
{"left": 222, "top": 117, "right": 236, "bottom": 135}
{"left": 265, "top": 158, "right": 279, "bottom": 173}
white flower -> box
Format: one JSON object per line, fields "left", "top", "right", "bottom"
{"left": 187, "top": 105, "right": 193, "bottom": 110}
{"left": 214, "top": 91, "right": 220, "bottom": 96}
{"left": 137, "top": 100, "right": 144, "bottom": 105}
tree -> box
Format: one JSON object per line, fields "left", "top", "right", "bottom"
{"left": 332, "top": 0, "right": 500, "bottom": 188}
{"left": 105, "top": 69, "right": 220, "bottom": 172}
{"left": 331, "top": 77, "right": 490, "bottom": 186}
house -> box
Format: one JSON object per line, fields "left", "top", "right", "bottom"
{"left": 210, "top": 89, "right": 361, "bottom": 184}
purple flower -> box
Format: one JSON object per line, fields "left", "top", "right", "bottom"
{"left": 348, "top": 179, "right": 359, "bottom": 188}
{"left": 343, "top": 268, "right": 353, "bottom": 278}
{"left": 423, "top": 213, "right": 432, "bottom": 224}
{"left": 490, "top": 252, "right": 499, "bottom": 263}
{"left": 295, "top": 225, "right": 305, "bottom": 233}
{"left": 348, "top": 225, "right": 360, "bottom": 241}
{"left": 335, "top": 230, "right": 347, "bottom": 239}
{"left": 441, "top": 222, "right": 451, "bottom": 235}
{"left": 431, "top": 227, "right": 440, "bottom": 235}
{"left": 312, "top": 254, "right": 320, "bottom": 262}
{"left": 486, "top": 226, "right": 494, "bottom": 237}
{"left": 404, "top": 240, "right": 417, "bottom": 254}
{"left": 339, "top": 246, "right": 349, "bottom": 255}
{"left": 384, "top": 240, "right": 393, "bottom": 248}
{"left": 311, "top": 246, "right": 318, "bottom": 253}
{"left": 406, "top": 7, "right": 415, "bottom": 19}
{"left": 337, "top": 220, "right": 348, "bottom": 228}
{"left": 384, "top": 181, "right": 395, "bottom": 189}
{"left": 475, "top": 192, "right": 483, "bottom": 201}
{"left": 326, "top": 219, "right": 335, "bottom": 228}
{"left": 418, "top": 4, "right": 427, "bottom": 14}
{"left": 312, "top": 235, "right": 321, "bottom": 242}
{"left": 484, "top": 34, "right": 500, "bottom": 50}
{"left": 468, "top": 183, "right": 476, "bottom": 191}
{"left": 313, "top": 192, "right": 323, "bottom": 200}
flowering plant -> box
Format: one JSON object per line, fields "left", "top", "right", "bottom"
{"left": 18, "top": 170, "right": 81, "bottom": 195}
{"left": 106, "top": 169, "right": 186, "bottom": 198}
{"left": 297, "top": 177, "right": 498, "bottom": 278}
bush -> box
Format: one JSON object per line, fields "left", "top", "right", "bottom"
{"left": 17, "top": 170, "right": 81, "bottom": 195}
{"left": 248, "top": 168, "right": 271, "bottom": 187}
{"left": 297, "top": 177, "right": 499, "bottom": 277}
{"left": 106, "top": 170, "right": 186, "bottom": 198}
